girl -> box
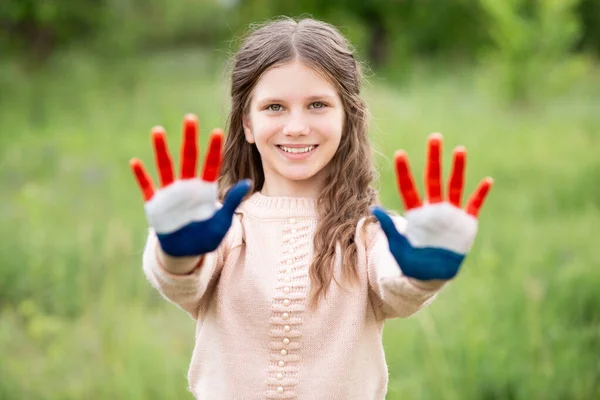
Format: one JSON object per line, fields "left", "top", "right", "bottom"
{"left": 129, "top": 17, "right": 492, "bottom": 400}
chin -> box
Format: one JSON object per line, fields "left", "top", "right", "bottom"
{"left": 283, "top": 174, "right": 316, "bottom": 182}
{"left": 280, "top": 170, "right": 319, "bottom": 182}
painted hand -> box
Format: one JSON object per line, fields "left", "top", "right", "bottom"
{"left": 129, "top": 114, "right": 251, "bottom": 257}
{"left": 371, "top": 133, "right": 493, "bottom": 281}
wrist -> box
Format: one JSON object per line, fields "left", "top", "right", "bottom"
{"left": 155, "top": 243, "right": 204, "bottom": 275}
{"left": 408, "top": 277, "right": 446, "bottom": 291}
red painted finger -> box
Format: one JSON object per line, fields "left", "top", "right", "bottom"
{"left": 152, "top": 126, "right": 174, "bottom": 188}
{"left": 465, "top": 177, "right": 494, "bottom": 218}
{"left": 129, "top": 158, "right": 155, "bottom": 201}
{"left": 448, "top": 146, "right": 466, "bottom": 208}
{"left": 180, "top": 114, "right": 199, "bottom": 179}
{"left": 201, "top": 128, "right": 224, "bottom": 182}
{"left": 426, "top": 133, "right": 443, "bottom": 204}
{"left": 395, "top": 150, "right": 422, "bottom": 210}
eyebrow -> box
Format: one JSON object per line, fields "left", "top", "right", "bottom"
{"left": 256, "top": 94, "right": 338, "bottom": 104}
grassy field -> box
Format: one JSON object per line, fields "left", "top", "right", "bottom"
{"left": 0, "top": 48, "right": 598, "bottom": 399}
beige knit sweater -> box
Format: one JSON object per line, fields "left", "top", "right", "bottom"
{"left": 142, "top": 192, "right": 445, "bottom": 400}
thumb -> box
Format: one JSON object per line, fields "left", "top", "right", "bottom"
{"left": 221, "top": 179, "right": 252, "bottom": 215}
{"left": 370, "top": 206, "right": 399, "bottom": 239}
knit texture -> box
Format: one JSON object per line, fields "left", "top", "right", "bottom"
{"left": 142, "top": 192, "right": 445, "bottom": 400}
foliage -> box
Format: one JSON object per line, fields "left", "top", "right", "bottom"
{"left": 478, "top": 0, "right": 591, "bottom": 105}
{"left": 0, "top": 0, "right": 231, "bottom": 63}
{"left": 233, "top": 0, "right": 490, "bottom": 67}
{"left": 0, "top": 0, "right": 106, "bottom": 61}
{"left": 2, "top": 0, "right": 599, "bottom": 68}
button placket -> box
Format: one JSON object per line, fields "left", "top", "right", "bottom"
{"left": 267, "top": 217, "right": 309, "bottom": 399}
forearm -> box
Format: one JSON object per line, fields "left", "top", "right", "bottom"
{"left": 373, "top": 262, "right": 446, "bottom": 319}
{"left": 142, "top": 231, "right": 218, "bottom": 319}
{"left": 365, "top": 215, "right": 447, "bottom": 319}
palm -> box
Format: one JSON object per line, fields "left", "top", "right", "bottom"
{"left": 372, "top": 133, "right": 493, "bottom": 281}
{"left": 129, "top": 114, "right": 250, "bottom": 257}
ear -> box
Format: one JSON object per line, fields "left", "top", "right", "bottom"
{"left": 242, "top": 115, "right": 255, "bottom": 144}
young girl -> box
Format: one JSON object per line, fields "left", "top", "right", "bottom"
{"left": 129, "top": 17, "right": 492, "bottom": 400}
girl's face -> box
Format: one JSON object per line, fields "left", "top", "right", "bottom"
{"left": 243, "top": 60, "right": 345, "bottom": 198}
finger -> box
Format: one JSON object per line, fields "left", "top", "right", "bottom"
{"left": 426, "top": 133, "right": 443, "bottom": 204}
{"left": 220, "top": 179, "right": 252, "bottom": 215}
{"left": 448, "top": 146, "right": 466, "bottom": 208}
{"left": 395, "top": 150, "right": 422, "bottom": 210}
{"left": 201, "top": 128, "right": 224, "bottom": 182}
{"left": 370, "top": 206, "right": 399, "bottom": 239}
{"left": 129, "top": 158, "right": 155, "bottom": 201}
{"left": 152, "top": 126, "right": 175, "bottom": 187}
{"left": 180, "top": 114, "right": 199, "bottom": 179}
{"left": 465, "top": 177, "right": 494, "bottom": 217}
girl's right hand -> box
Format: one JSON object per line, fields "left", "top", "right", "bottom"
{"left": 129, "top": 114, "right": 252, "bottom": 258}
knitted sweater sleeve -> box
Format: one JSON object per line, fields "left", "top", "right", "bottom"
{"left": 141, "top": 212, "right": 243, "bottom": 320}
{"left": 362, "top": 215, "right": 447, "bottom": 320}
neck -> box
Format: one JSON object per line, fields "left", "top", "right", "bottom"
{"left": 260, "top": 176, "right": 325, "bottom": 199}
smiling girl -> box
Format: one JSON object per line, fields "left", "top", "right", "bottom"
{"left": 130, "top": 17, "right": 493, "bottom": 400}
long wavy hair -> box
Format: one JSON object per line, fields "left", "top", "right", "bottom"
{"left": 219, "top": 17, "right": 381, "bottom": 308}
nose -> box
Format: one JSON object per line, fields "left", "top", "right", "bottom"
{"left": 282, "top": 112, "right": 310, "bottom": 136}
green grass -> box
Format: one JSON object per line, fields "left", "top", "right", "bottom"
{"left": 1, "top": 48, "right": 599, "bottom": 399}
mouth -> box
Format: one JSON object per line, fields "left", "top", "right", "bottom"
{"left": 276, "top": 144, "right": 319, "bottom": 160}
{"left": 277, "top": 145, "right": 318, "bottom": 154}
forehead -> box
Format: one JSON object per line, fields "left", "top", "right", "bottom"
{"left": 252, "top": 60, "right": 339, "bottom": 101}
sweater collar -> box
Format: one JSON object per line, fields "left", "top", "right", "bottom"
{"left": 240, "top": 191, "right": 319, "bottom": 219}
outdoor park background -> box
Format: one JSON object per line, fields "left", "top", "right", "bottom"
{"left": 1, "top": 0, "right": 599, "bottom": 398}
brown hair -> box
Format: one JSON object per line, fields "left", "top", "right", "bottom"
{"left": 219, "top": 16, "right": 381, "bottom": 308}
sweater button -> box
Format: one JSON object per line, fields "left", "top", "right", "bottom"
{"left": 283, "top": 338, "right": 290, "bottom": 345}
{"left": 281, "top": 349, "right": 288, "bottom": 356}
{"left": 284, "top": 325, "right": 291, "bottom": 332}
{"left": 288, "top": 218, "right": 296, "bottom": 224}
{"left": 276, "top": 373, "right": 283, "bottom": 380}
{"left": 283, "top": 299, "right": 290, "bottom": 306}
{"left": 282, "top": 312, "right": 290, "bottom": 320}
{"left": 291, "top": 228, "right": 297, "bottom": 234}
{"left": 283, "top": 287, "right": 290, "bottom": 294}
{"left": 278, "top": 360, "right": 285, "bottom": 367}
{"left": 277, "top": 386, "right": 284, "bottom": 393}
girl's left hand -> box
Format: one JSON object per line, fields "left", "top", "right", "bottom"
{"left": 371, "top": 133, "right": 493, "bottom": 281}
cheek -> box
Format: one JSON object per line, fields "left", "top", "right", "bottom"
{"left": 320, "top": 113, "right": 344, "bottom": 143}
{"left": 252, "top": 117, "right": 281, "bottom": 143}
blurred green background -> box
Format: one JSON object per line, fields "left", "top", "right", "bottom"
{"left": 1, "top": 0, "right": 599, "bottom": 399}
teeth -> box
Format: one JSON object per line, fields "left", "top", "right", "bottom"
{"left": 280, "top": 145, "right": 315, "bottom": 154}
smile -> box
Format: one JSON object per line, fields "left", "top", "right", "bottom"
{"left": 276, "top": 145, "right": 319, "bottom": 160}
{"left": 278, "top": 145, "right": 316, "bottom": 154}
